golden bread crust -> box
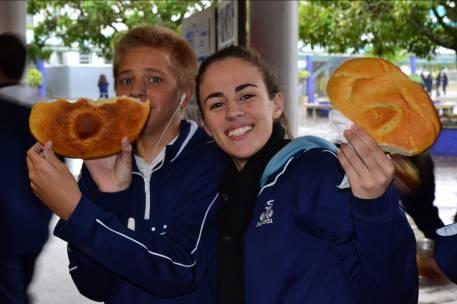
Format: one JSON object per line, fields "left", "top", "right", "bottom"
{"left": 29, "top": 97, "right": 150, "bottom": 159}
{"left": 327, "top": 58, "right": 441, "bottom": 155}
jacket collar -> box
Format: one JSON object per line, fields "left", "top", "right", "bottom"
{"left": 132, "top": 120, "right": 199, "bottom": 173}
{"left": 260, "top": 135, "right": 337, "bottom": 187}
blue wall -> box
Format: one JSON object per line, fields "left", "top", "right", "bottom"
{"left": 430, "top": 128, "right": 457, "bottom": 156}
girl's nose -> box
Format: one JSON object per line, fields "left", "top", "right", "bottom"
{"left": 226, "top": 100, "right": 244, "bottom": 120}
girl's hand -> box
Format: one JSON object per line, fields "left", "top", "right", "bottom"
{"left": 337, "top": 124, "right": 395, "bottom": 199}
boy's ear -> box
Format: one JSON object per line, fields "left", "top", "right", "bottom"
{"left": 201, "top": 121, "right": 213, "bottom": 137}
{"left": 179, "top": 88, "right": 193, "bottom": 109}
{"left": 272, "top": 92, "right": 285, "bottom": 119}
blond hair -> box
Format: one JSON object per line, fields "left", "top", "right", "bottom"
{"left": 113, "top": 25, "right": 197, "bottom": 91}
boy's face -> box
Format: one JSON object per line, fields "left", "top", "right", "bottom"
{"left": 116, "top": 47, "right": 181, "bottom": 136}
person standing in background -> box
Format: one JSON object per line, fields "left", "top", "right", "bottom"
{"left": 441, "top": 70, "right": 448, "bottom": 96}
{"left": 435, "top": 222, "right": 457, "bottom": 284}
{"left": 97, "top": 74, "right": 109, "bottom": 98}
{"left": 392, "top": 153, "right": 448, "bottom": 281}
{"left": 435, "top": 71, "right": 442, "bottom": 97}
{"left": 425, "top": 72, "right": 433, "bottom": 96}
{"left": 393, "top": 153, "right": 444, "bottom": 240}
{"left": 0, "top": 33, "right": 52, "bottom": 304}
{"left": 420, "top": 71, "right": 426, "bottom": 90}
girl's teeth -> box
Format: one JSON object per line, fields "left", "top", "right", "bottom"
{"left": 228, "top": 126, "right": 252, "bottom": 137}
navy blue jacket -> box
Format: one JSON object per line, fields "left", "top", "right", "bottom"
{"left": 244, "top": 137, "right": 418, "bottom": 304}
{"left": 435, "top": 224, "right": 457, "bottom": 284}
{"left": 0, "top": 94, "right": 52, "bottom": 256}
{"left": 54, "top": 120, "right": 228, "bottom": 303}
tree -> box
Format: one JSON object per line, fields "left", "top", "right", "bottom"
{"left": 298, "top": 0, "right": 457, "bottom": 62}
{"left": 27, "top": 0, "right": 210, "bottom": 61}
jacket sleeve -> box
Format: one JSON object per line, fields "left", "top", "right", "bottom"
{"left": 60, "top": 165, "right": 126, "bottom": 301}
{"left": 350, "top": 186, "right": 418, "bottom": 304}
{"left": 298, "top": 151, "right": 418, "bottom": 304}
{"left": 67, "top": 244, "right": 121, "bottom": 302}
{"left": 434, "top": 224, "right": 457, "bottom": 284}
{"left": 55, "top": 164, "right": 220, "bottom": 299}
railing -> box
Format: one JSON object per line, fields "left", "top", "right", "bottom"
{"left": 301, "top": 96, "right": 332, "bottom": 119}
{"left": 301, "top": 97, "right": 457, "bottom": 120}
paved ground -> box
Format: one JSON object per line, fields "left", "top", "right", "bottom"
{"left": 29, "top": 106, "right": 457, "bottom": 303}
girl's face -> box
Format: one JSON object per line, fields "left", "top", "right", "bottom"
{"left": 199, "top": 58, "right": 284, "bottom": 170}
{"left": 115, "top": 47, "right": 183, "bottom": 136}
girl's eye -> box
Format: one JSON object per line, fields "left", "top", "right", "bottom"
{"left": 240, "top": 94, "right": 254, "bottom": 101}
{"left": 146, "top": 76, "right": 161, "bottom": 84}
{"left": 209, "top": 102, "right": 224, "bottom": 110}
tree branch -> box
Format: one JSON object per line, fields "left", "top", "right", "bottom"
{"left": 440, "top": 0, "right": 457, "bottom": 22}
{"left": 406, "top": 15, "right": 455, "bottom": 49}
{"left": 431, "top": 6, "right": 457, "bottom": 36}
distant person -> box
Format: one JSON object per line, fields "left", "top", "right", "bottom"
{"left": 435, "top": 223, "right": 457, "bottom": 284}
{"left": 392, "top": 153, "right": 447, "bottom": 280}
{"left": 420, "top": 71, "right": 426, "bottom": 89}
{"left": 97, "top": 74, "right": 109, "bottom": 98}
{"left": 435, "top": 71, "right": 442, "bottom": 97}
{"left": 0, "top": 33, "right": 52, "bottom": 304}
{"left": 425, "top": 72, "right": 433, "bottom": 95}
{"left": 442, "top": 70, "right": 448, "bottom": 96}
{"left": 393, "top": 153, "right": 444, "bottom": 240}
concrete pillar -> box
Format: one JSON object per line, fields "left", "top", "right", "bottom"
{"left": 249, "top": 1, "right": 299, "bottom": 135}
{"left": 0, "top": 1, "right": 26, "bottom": 39}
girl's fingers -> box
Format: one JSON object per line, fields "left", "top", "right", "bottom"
{"left": 337, "top": 145, "right": 361, "bottom": 186}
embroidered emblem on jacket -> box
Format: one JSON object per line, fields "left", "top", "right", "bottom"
{"left": 256, "top": 200, "right": 274, "bottom": 227}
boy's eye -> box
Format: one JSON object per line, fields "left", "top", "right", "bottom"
{"left": 119, "top": 78, "right": 132, "bottom": 85}
{"left": 146, "top": 76, "right": 161, "bottom": 84}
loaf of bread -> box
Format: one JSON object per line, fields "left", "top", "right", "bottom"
{"left": 327, "top": 58, "right": 441, "bottom": 155}
{"left": 29, "top": 96, "right": 150, "bottom": 159}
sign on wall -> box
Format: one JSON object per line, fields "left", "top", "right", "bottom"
{"left": 181, "top": 7, "right": 216, "bottom": 64}
{"left": 216, "top": 1, "right": 238, "bottom": 50}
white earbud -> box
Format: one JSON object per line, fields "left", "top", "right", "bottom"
{"left": 179, "top": 94, "right": 186, "bottom": 106}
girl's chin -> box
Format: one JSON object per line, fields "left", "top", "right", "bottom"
{"left": 227, "top": 146, "right": 260, "bottom": 161}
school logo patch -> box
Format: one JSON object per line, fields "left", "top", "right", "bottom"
{"left": 256, "top": 200, "right": 274, "bottom": 227}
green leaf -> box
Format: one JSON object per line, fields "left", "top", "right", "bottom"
{"left": 298, "top": 0, "right": 457, "bottom": 61}
{"left": 27, "top": 0, "right": 210, "bottom": 60}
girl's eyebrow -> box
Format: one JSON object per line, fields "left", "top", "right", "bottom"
{"left": 203, "top": 83, "right": 258, "bottom": 104}
{"left": 235, "top": 83, "right": 257, "bottom": 92}
{"left": 204, "top": 92, "right": 223, "bottom": 104}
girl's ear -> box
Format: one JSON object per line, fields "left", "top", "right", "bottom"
{"left": 272, "top": 92, "right": 285, "bottom": 119}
